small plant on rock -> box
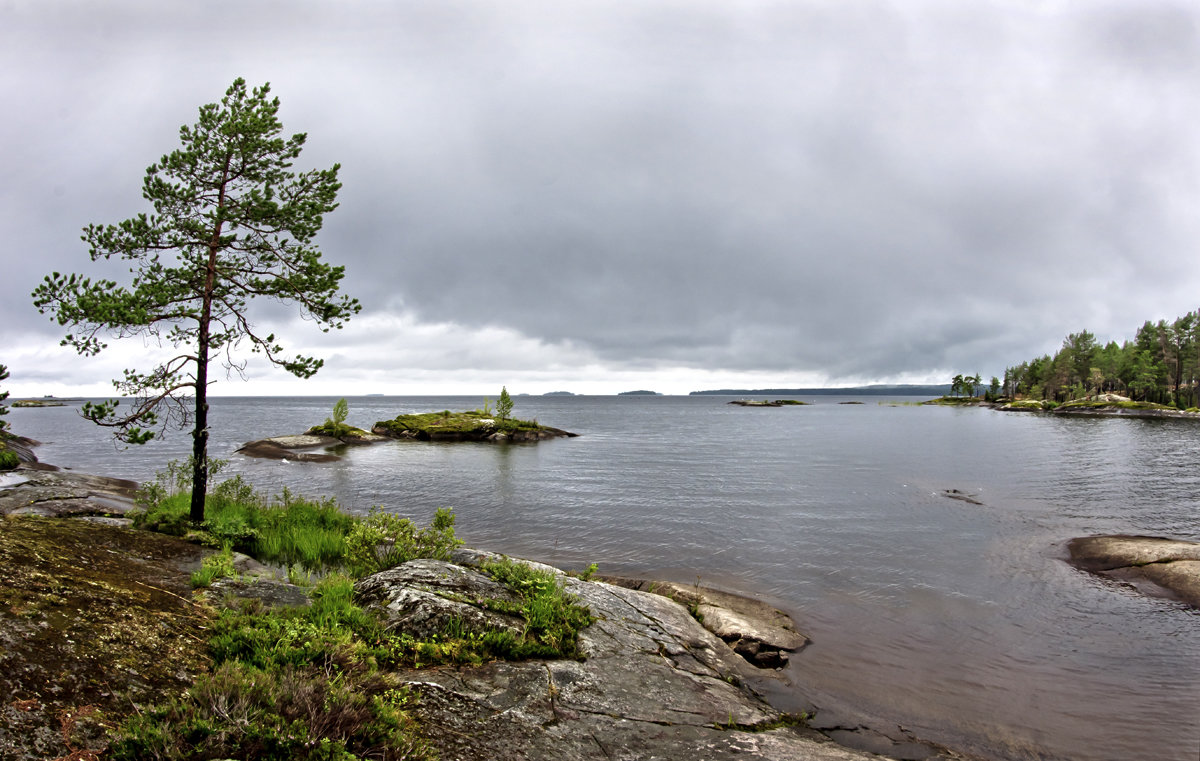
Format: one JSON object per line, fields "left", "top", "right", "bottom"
{"left": 328, "top": 397, "right": 350, "bottom": 435}
{"left": 496, "top": 386, "right": 514, "bottom": 422}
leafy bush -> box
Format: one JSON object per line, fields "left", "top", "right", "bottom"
{"left": 0, "top": 447, "right": 18, "bottom": 471}
{"left": 346, "top": 507, "right": 463, "bottom": 577}
{"left": 112, "top": 648, "right": 428, "bottom": 760}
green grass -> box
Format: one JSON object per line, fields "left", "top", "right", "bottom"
{"left": 111, "top": 575, "right": 433, "bottom": 761}
{"left": 480, "top": 556, "right": 595, "bottom": 660}
{"left": 119, "top": 461, "right": 596, "bottom": 759}
{"left": 136, "top": 478, "right": 354, "bottom": 572}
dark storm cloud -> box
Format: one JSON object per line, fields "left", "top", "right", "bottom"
{"left": 4, "top": 0, "right": 1200, "bottom": 394}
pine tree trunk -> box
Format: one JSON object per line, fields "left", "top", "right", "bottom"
{"left": 190, "top": 328, "right": 210, "bottom": 525}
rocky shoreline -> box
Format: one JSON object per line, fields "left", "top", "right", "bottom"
{"left": 3, "top": 441, "right": 1198, "bottom": 759}
{"left": 0, "top": 463, "right": 919, "bottom": 760}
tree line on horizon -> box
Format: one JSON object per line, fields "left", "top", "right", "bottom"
{"left": 1002, "top": 309, "right": 1200, "bottom": 407}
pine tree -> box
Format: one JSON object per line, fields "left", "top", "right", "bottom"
{"left": 32, "top": 79, "right": 360, "bottom": 523}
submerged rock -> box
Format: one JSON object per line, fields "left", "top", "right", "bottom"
{"left": 1067, "top": 535, "right": 1200, "bottom": 608}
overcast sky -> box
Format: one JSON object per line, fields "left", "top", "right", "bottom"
{"left": 3, "top": 0, "right": 1198, "bottom": 396}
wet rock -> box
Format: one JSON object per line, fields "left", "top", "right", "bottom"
{"left": 2, "top": 436, "right": 40, "bottom": 465}
{"left": 362, "top": 553, "right": 875, "bottom": 761}
{"left": 237, "top": 431, "right": 388, "bottom": 462}
{"left": 0, "top": 468, "right": 138, "bottom": 518}
{"left": 941, "top": 488, "right": 984, "bottom": 506}
{"left": 600, "top": 577, "right": 808, "bottom": 669}
{"left": 1067, "top": 535, "right": 1200, "bottom": 608}
{"left": 236, "top": 434, "right": 343, "bottom": 462}
{"left": 208, "top": 576, "right": 312, "bottom": 609}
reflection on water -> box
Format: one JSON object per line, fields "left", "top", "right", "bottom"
{"left": 9, "top": 395, "right": 1200, "bottom": 761}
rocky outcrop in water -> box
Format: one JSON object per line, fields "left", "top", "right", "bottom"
{"left": 236, "top": 431, "right": 389, "bottom": 462}
{"left": 1067, "top": 535, "right": 1200, "bottom": 608}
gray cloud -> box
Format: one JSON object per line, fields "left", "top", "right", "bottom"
{"left": 4, "top": 0, "right": 1200, "bottom": 395}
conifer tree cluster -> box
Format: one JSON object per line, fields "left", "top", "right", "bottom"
{"left": 1004, "top": 310, "right": 1200, "bottom": 407}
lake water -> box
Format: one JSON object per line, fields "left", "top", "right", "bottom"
{"left": 8, "top": 394, "right": 1199, "bottom": 760}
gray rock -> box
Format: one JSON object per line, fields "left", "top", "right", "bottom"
{"left": 0, "top": 468, "right": 138, "bottom": 518}
{"left": 208, "top": 577, "right": 313, "bottom": 609}
{"left": 355, "top": 559, "right": 528, "bottom": 640}
{"left": 600, "top": 577, "right": 808, "bottom": 669}
{"left": 1068, "top": 535, "right": 1200, "bottom": 608}
{"left": 359, "top": 556, "right": 886, "bottom": 761}
{"left": 236, "top": 435, "right": 342, "bottom": 462}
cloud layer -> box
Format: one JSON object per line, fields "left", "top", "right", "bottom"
{"left": 4, "top": 1, "right": 1199, "bottom": 395}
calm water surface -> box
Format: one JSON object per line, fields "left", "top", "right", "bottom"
{"left": 9, "top": 395, "right": 1199, "bottom": 760}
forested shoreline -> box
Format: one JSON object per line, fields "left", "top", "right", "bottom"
{"left": 1003, "top": 309, "right": 1200, "bottom": 407}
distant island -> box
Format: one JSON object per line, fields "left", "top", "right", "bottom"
{"left": 543, "top": 391, "right": 576, "bottom": 396}
{"left": 618, "top": 390, "right": 662, "bottom": 396}
{"left": 691, "top": 384, "right": 951, "bottom": 396}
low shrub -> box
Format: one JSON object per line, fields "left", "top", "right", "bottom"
{"left": 111, "top": 573, "right": 434, "bottom": 760}
{"left": 345, "top": 506, "right": 463, "bottom": 577}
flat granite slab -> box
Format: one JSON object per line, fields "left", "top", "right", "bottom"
{"left": 0, "top": 467, "right": 138, "bottom": 519}
{"left": 1067, "top": 535, "right": 1200, "bottom": 608}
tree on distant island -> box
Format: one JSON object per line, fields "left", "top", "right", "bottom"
{"left": 1005, "top": 310, "right": 1200, "bottom": 407}
{"left": 0, "top": 364, "right": 9, "bottom": 432}
{"left": 32, "top": 78, "right": 360, "bottom": 524}
{"left": 496, "top": 386, "right": 514, "bottom": 421}
{"left": 949, "top": 373, "right": 981, "bottom": 398}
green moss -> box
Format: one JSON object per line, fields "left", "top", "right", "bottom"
{"left": 306, "top": 421, "right": 369, "bottom": 438}
{"left": 373, "top": 410, "right": 547, "bottom": 438}
{"left": 1002, "top": 399, "right": 1052, "bottom": 410}
{"left": 0, "top": 517, "right": 210, "bottom": 758}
